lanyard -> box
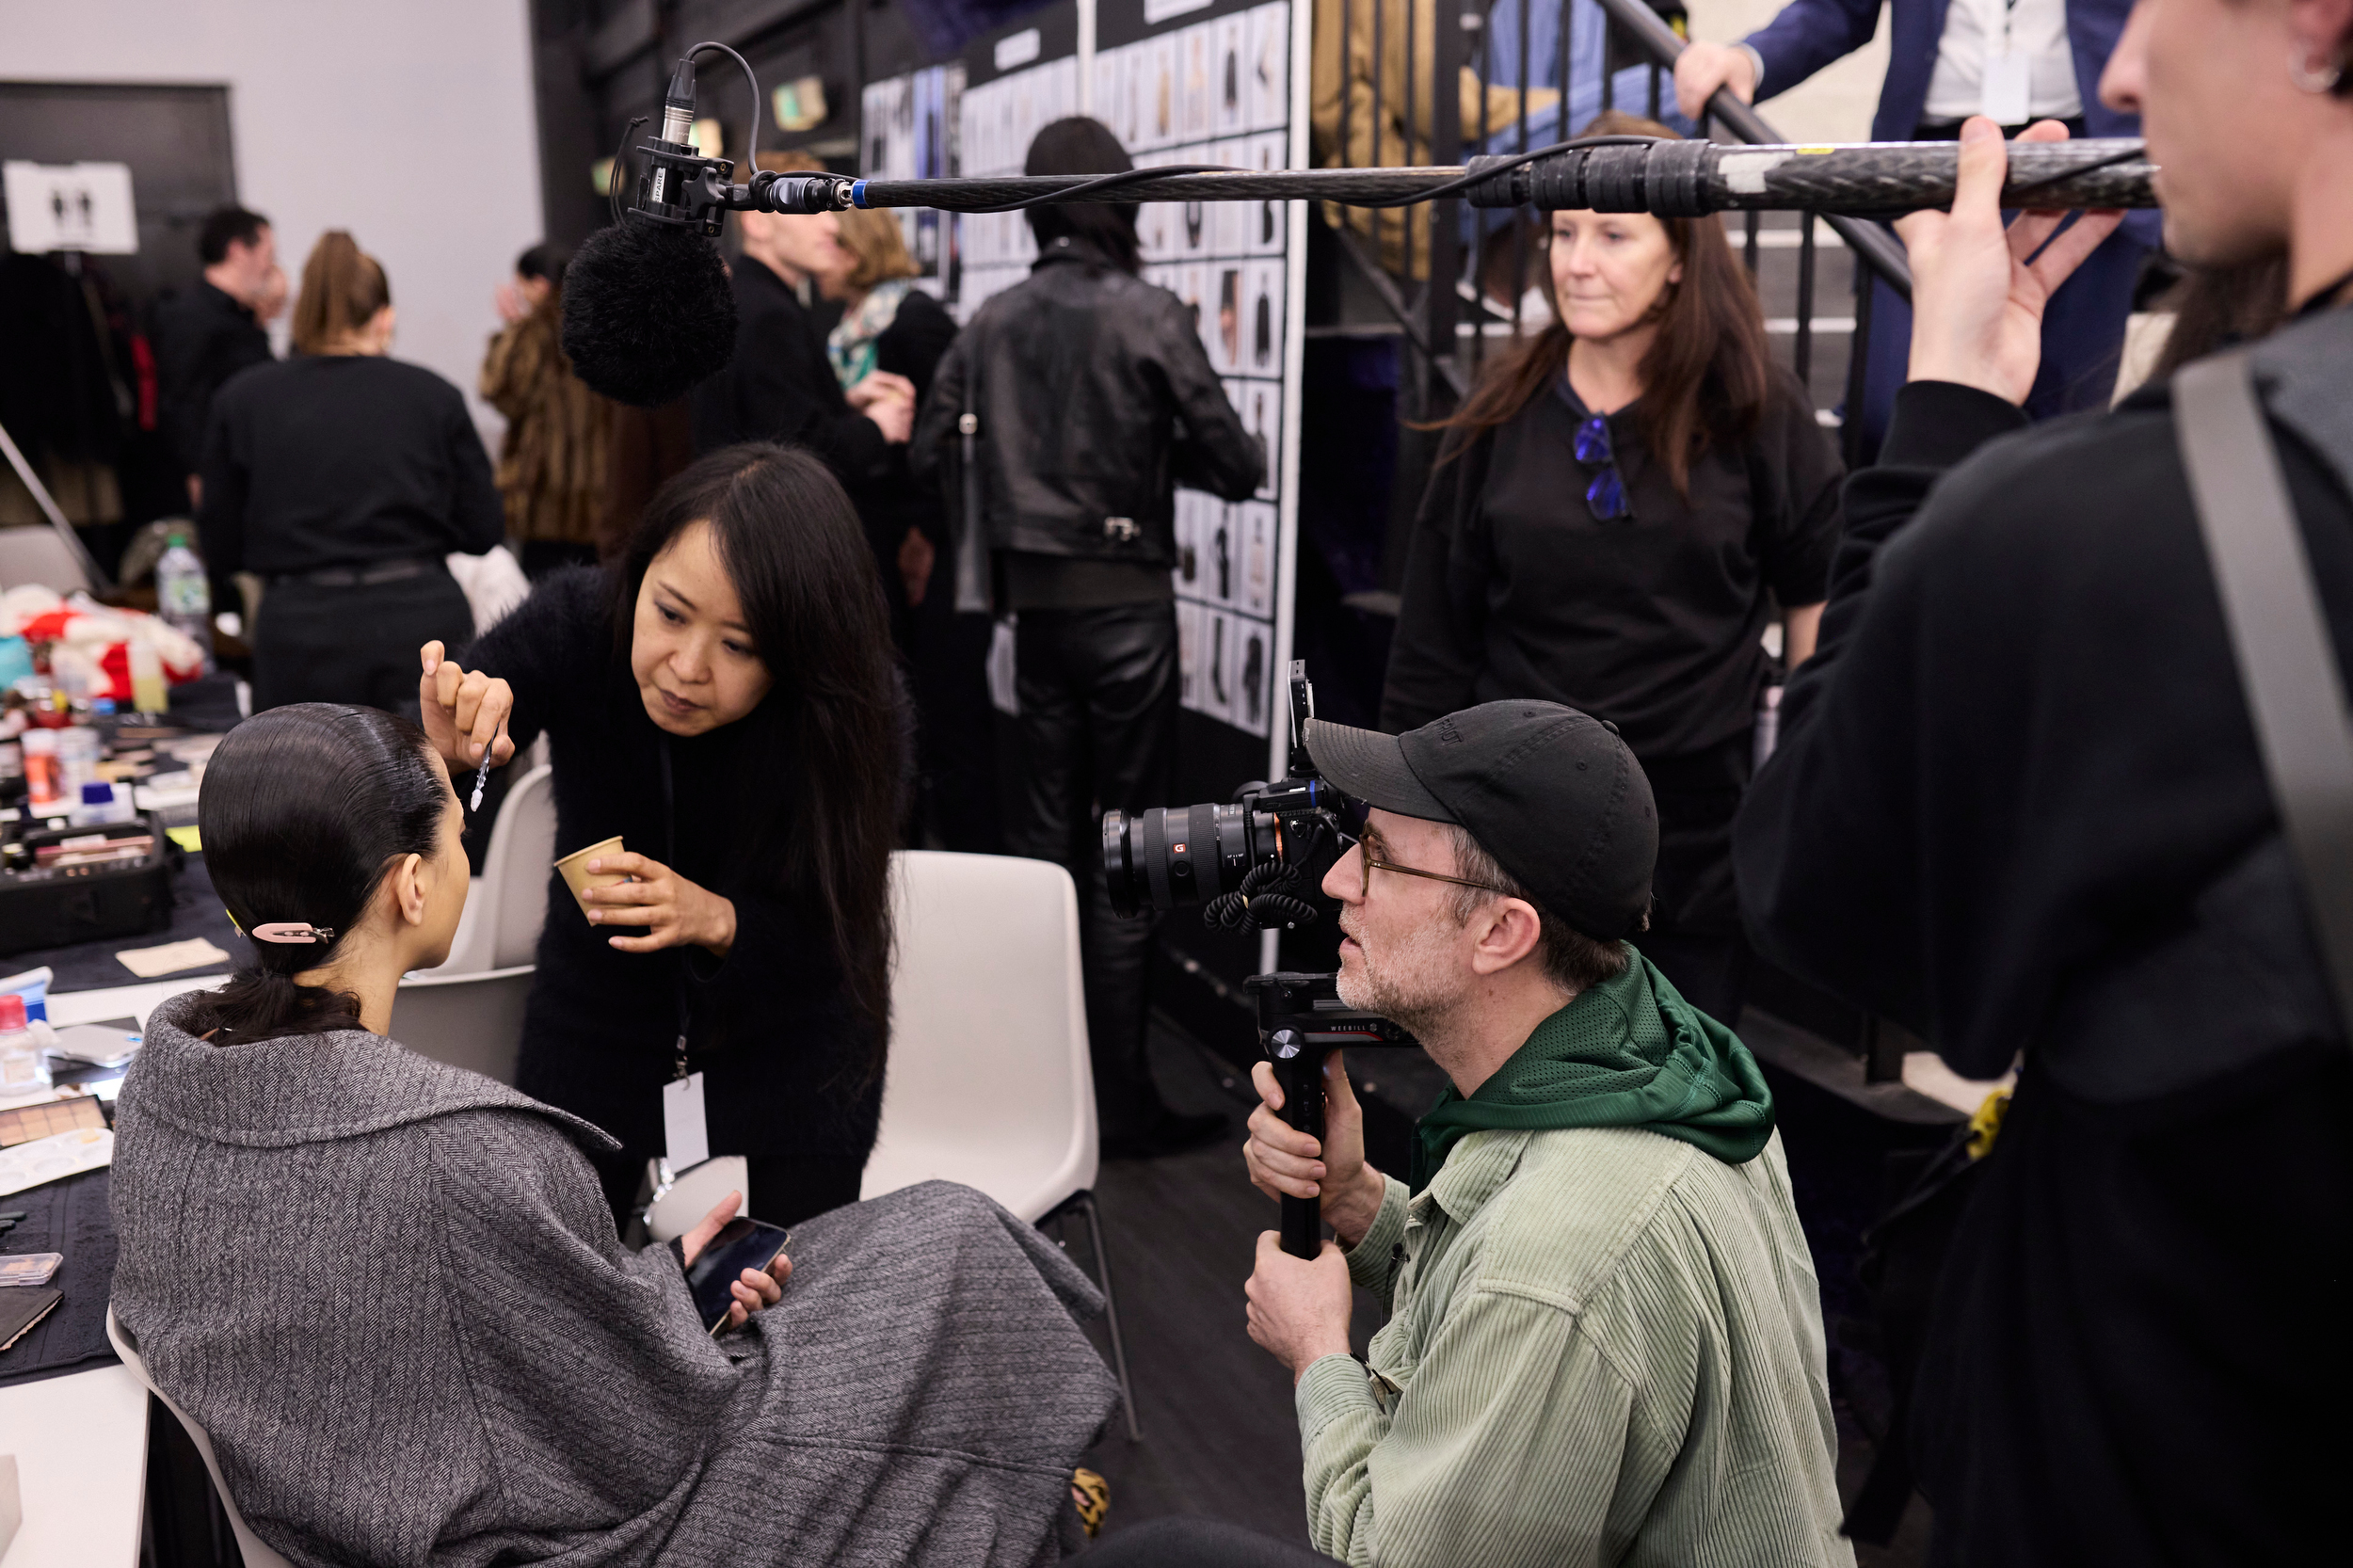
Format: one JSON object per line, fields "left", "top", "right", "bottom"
{"left": 658, "top": 735, "right": 693, "bottom": 1081}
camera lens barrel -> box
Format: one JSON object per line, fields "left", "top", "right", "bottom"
{"left": 1103, "top": 801, "right": 1264, "bottom": 918}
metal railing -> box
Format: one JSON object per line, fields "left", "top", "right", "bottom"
{"left": 1323, "top": 0, "right": 1911, "bottom": 466}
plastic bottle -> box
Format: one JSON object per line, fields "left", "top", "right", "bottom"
{"left": 20, "top": 728, "right": 61, "bottom": 812}
{"left": 55, "top": 725, "right": 100, "bottom": 804}
{"left": 0, "top": 993, "right": 47, "bottom": 1100}
{"left": 156, "top": 528, "right": 214, "bottom": 671}
{"left": 72, "top": 780, "right": 136, "bottom": 826}
{"left": 128, "top": 639, "right": 168, "bottom": 714}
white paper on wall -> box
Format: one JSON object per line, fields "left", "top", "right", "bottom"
{"left": 4, "top": 162, "right": 137, "bottom": 255}
{"left": 1214, "top": 14, "right": 1250, "bottom": 136}
{"left": 1248, "top": 2, "right": 1291, "bottom": 131}
{"left": 1239, "top": 501, "right": 1278, "bottom": 616}
{"left": 1231, "top": 616, "right": 1273, "bottom": 736}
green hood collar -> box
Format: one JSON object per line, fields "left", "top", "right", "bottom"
{"left": 1409, "top": 948, "right": 1775, "bottom": 1192}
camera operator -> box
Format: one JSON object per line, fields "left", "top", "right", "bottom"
{"left": 1731, "top": 0, "right": 2353, "bottom": 1560}
{"left": 1238, "top": 702, "right": 1849, "bottom": 1568}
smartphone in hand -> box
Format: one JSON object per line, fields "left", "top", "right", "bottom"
{"left": 685, "top": 1217, "right": 790, "bottom": 1335}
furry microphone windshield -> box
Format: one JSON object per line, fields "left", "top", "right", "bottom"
{"left": 560, "top": 217, "right": 739, "bottom": 408}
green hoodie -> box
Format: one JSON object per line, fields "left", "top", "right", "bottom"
{"left": 1409, "top": 947, "right": 1775, "bottom": 1192}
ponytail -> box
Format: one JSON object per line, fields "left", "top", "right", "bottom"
{"left": 292, "top": 230, "right": 391, "bottom": 355}
{"left": 178, "top": 704, "right": 450, "bottom": 1046}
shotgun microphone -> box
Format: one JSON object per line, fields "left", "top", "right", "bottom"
{"left": 558, "top": 46, "right": 855, "bottom": 408}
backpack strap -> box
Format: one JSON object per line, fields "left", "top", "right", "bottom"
{"left": 2175, "top": 349, "right": 2353, "bottom": 1036}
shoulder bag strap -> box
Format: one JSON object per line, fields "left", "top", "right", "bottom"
{"left": 2175, "top": 349, "right": 2353, "bottom": 1037}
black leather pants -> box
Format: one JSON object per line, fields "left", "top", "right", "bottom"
{"left": 1003, "top": 601, "right": 1178, "bottom": 1144}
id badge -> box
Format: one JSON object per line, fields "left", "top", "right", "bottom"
{"left": 1982, "top": 49, "right": 2031, "bottom": 127}
{"left": 662, "top": 1071, "right": 711, "bottom": 1170}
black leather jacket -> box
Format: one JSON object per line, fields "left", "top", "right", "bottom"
{"left": 911, "top": 237, "right": 1263, "bottom": 568}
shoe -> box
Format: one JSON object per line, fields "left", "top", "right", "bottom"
{"left": 1100, "top": 1108, "right": 1230, "bottom": 1160}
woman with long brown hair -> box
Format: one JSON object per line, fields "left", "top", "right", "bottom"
{"left": 421, "top": 443, "right": 906, "bottom": 1227}
{"left": 1383, "top": 113, "right": 1842, "bottom": 1022}
{"left": 197, "top": 231, "right": 503, "bottom": 712}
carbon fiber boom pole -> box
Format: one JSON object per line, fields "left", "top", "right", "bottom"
{"left": 831, "top": 138, "right": 2154, "bottom": 217}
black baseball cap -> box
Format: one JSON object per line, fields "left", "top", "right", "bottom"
{"left": 1305, "top": 701, "right": 1657, "bottom": 939}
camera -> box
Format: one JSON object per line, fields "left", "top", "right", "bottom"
{"left": 1102, "top": 661, "right": 1417, "bottom": 1258}
{"left": 1101, "top": 663, "right": 1355, "bottom": 927}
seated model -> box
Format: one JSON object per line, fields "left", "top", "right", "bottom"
{"left": 108, "top": 702, "right": 1116, "bottom": 1566}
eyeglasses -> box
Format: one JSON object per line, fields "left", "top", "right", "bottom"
{"left": 1575, "top": 414, "right": 1629, "bottom": 521}
{"left": 1340, "top": 834, "right": 1514, "bottom": 903}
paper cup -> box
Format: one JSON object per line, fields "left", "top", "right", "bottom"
{"left": 554, "top": 836, "right": 629, "bottom": 919}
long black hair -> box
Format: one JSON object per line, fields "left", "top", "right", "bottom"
{"left": 181, "top": 704, "right": 452, "bottom": 1044}
{"left": 613, "top": 443, "right": 904, "bottom": 1082}
{"left": 1024, "top": 116, "right": 1142, "bottom": 275}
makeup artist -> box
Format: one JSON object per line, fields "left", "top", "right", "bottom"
{"left": 420, "top": 443, "right": 906, "bottom": 1227}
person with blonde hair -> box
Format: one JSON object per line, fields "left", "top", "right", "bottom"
{"left": 197, "top": 231, "right": 502, "bottom": 712}
{"left": 817, "top": 210, "right": 991, "bottom": 850}
{"left": 821, "top": 208, "right": 956, "bottom": 610}
{"left": 692, "top": 152, "right": 914, "bottom": 472}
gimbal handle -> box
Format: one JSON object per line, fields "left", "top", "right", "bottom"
{"left": 1249, "top": 971, "right": 1417, "bottom": 1261}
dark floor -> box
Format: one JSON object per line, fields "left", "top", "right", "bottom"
{"left": 1061, "top": 1015, "right": 1934, "bottom": 1561}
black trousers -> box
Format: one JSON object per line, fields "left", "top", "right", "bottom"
{"left": 251, "top": 571, "right": 474, "bottom": 716}
{"left": 1082, "top": 1518, "right": 1342, "bottom": 1567}
{"left": 1004, "top": 600, "right": 1177, "bottom": 1144}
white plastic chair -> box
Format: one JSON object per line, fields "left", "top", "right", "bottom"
{"left": 429, "top": 763, "right": 556, "bottom": 977}
{"left": 390, "top": 964, "right": 534, "bottom": 1085}
{"left": 860, "top": 849, "right": 1137, "bottom": 1437}
{"left": 104, "top": 1310, "right": 297, "bottom": 1568}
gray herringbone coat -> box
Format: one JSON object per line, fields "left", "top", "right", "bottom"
{"left": 110, "top": 996, "right": 1117, "bottom": 1567}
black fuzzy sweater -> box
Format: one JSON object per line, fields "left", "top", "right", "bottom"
{"left": 466, "top": 568, "right": 880, "bottom": 1225}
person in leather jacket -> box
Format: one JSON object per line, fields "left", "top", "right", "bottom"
{"left": 913, "top": 116, "right": 1262, "bottom": 1159}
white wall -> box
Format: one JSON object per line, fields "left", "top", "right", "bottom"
{"left": 3, "top": 0, "right": 544, "bottom": 439}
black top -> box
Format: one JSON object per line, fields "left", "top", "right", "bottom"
{"left": 152, "top": 280, "right": 272, "bottom": 478}
{"left": 1732, "top": 353, "right": 2353, "bottom": 1563}
{"left": 465, "top": 568, "right": 880, "bottom": 1224}
{"left": 196, "top": 355, "right": 503, "bottom": 592}
{"left": 848, "top": 287, "right": 959, "bottom": 590}
{"left": 691, "top": 257, "right": 891, "bottom": 485}
{"left": 1383, "top": 369, "right": 1842, "bottom": 760}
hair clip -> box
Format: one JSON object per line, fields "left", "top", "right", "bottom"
{"left": 248, "top": 922, "right": 336, "bottom": 944}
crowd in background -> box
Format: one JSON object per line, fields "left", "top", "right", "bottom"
{"left": 28, "top": 0, "right": 2353, "bottom": 1560}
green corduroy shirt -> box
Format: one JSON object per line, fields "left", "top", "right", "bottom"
{"left": 1295, "top": 1125, "right": 1854, "bottom": 1568}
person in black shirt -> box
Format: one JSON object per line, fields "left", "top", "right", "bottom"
{"left": 693, "top": 154, "right": 914, "bottom": 475}
{"left": 152, "top": 206, "right": 278, "bottom": 509}
{"left": 1731, "top": 8, "right": 2353, "bottom": 1556}
{"left": 199, "top": 231, "right": 502, "bottom": 714}
{"left": 422, "top": 443, "right": 906, "bottom": 1229}
{"left": 1384, "top": 113, "right": 1841, "bottom": 1022}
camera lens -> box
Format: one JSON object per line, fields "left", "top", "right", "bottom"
{"left": 1103, "top": 801, "right": 1261, "bottom": 919}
